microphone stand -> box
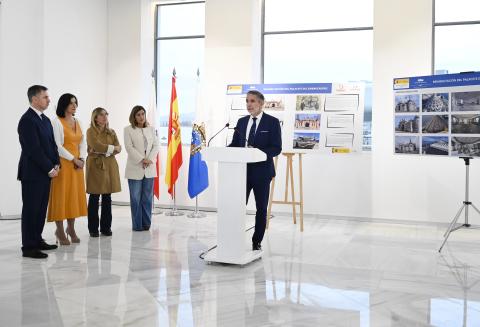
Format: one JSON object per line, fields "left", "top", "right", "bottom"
{"left": 207, "top": 123, "right": 229, "bottom": 147}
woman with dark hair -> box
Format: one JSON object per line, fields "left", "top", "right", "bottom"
{"left": 124, "top": 105, "right": 159, "bottom": 231}
{"left": 85, "top": 107, "right": 121, "bottom": 237}
{"left": 47, "top": 93, "right": 88, "bottom": 245}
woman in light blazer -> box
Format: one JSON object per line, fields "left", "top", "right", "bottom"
{"left": 124, "top": 105, "right": 159, "bottom": 231}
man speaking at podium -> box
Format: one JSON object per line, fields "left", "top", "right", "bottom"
{"left": 229, "top": 90, "right": 282, "bottom": 251}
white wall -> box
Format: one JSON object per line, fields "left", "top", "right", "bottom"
{"left": 2, "top": 0, "right": 478, "bottom": 224}
{"left": 371, "top": 0, "right": 478, "bottom": 223}
{"left": 0, "top": 0, "right": 107, "bottom": 216}
{"left": 0, "top": 0, "right": 46, "bottom": 216}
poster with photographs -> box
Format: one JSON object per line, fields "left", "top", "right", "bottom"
{"left": 226, "top": 82, "right": 365, "bottom": 154}
{"left": 393, "top": 72, "right": 480, "bottom": 156}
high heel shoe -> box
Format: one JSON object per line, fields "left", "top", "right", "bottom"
{"left": 65, "top": 227, "right": 80, "bottom": 243}
{"left": 55, "top": 229, "right": 70, "bottom": 246}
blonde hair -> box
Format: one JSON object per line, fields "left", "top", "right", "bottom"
{"left": 129, "top": 105, "right": 149, "bottom": 128}
{"left": 90, "top": 107, "right": 113, "bottom": 134}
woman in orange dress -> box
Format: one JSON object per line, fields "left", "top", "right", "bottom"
{"left": 47, "top": 93, "right": 88, "bottom": 245}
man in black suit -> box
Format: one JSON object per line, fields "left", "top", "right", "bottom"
{"left": 229, "top": 90, "right": 282, "bottom": 251}
{"left": 18, "top": 85, "right": 60, "bottom": 258}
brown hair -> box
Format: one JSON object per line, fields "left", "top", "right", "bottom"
{"left": 90, "top": 107, "right": 113, "bottom": 134}
{"left": 129, "top": 105, "right": 149, "bottom": 128}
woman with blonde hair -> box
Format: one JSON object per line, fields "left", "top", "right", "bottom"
{"left": 85, "top": 107, "right": 121, "bottom": 237}
{"left": 48, "top": 93, "right": 88, "bottom": 245}
{"left": 124, "top": 105, "right": 159, "bottom": 231}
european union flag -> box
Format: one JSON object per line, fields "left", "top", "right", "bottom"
{"left": 187, "top": 124, "right": 209, "bottom": 198}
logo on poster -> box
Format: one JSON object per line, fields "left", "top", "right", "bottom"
{"left": 394, "top": 78, "right": 409, "bottom": 90}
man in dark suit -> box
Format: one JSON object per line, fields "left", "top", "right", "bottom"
{"left": 18, "top": 85, "right": 60, "bottom": 258}
{"left": 229, "top": 90, "right": 282, "bottom": 251}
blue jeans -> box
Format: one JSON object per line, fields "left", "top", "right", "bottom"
{"left": 128, "top": 178, "right": 154, "bottom": 231}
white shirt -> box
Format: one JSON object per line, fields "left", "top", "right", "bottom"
{"left": 30, "top": 106, "right": 44, "bottom": 118}
{"left": 245, "top": 111, "right": 263, "bottom": 147}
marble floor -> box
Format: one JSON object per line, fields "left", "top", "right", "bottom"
{"left": 1, "top": 207, "right": 480, "bottom": 326}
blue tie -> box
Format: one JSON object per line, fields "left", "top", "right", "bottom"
{"left": 247, "top": 117, "right": 257, "bottom": 146}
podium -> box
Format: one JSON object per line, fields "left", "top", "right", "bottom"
{"left": 202, "top": 147, "right": 267, "bottom": 265}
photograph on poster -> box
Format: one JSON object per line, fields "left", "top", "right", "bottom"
{"left": 422, "top": 115, "right": 449, "bottom": 133}
{"left": 451, "top": 137, "right": 480, "bottom": 156}
{"left": 422, "top": 136, "right": 449, "bottom": 155}
{"left": 451, "top": 114, "right": 480, "bottom": 134}
{"left": 395, "top": 94, "right": 420, "bottom": 113}
{"left": 264, "top": 95, "right": 285, "bottom": 111}
{"left": 452, "top": 91, "right": 480, "bottom": 112}
{"left": 395, "top": 115, "right": 419, "bottom": 133}
{"left": 295, "top": 95, "right": 322, "bottom": 111}
{"left": 231, "top": 96, "right": 246, "bottom": 110}
{"left": 422, "top": 93, "right": 449, "bottom": 112}
{"left": 325, "top": 133, "right": 354, "bottom": 148}
{"left": 327, "top": 114, "right": 354, "bottom": 129}
{"left": 295, "top": 113, "right": 321, "bottom": 130}
{"left": 293, "top": 132, "right": 320, "bottom": 150}
{"left": 395, "top": 136, "right": 419, "bottom": 154}
{"left": 324, "top": 94, "right": 359, "bottom": 112}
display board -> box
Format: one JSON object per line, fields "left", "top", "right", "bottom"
{"left": 225, "top": 83, "right": 365, "bottom": 154}
{"left": 393, "top": 72, "right": 480, "bottom": 156}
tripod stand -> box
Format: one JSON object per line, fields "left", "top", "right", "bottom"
{"left": 439, "top": 156, "right": 480, "bottom": 253}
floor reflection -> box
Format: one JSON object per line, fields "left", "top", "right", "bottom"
{"left": 3, "top": 207, "right": 480, "bottom": 326}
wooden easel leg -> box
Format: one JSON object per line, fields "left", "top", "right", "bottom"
{"left": 299, "top": 154, "right": 304, "bottom": 232}
{"left": 289, "top": 155, "right": 297, "bottom": 225}
{"left": 267, "top": 156, "right": 278, "bottom": 229}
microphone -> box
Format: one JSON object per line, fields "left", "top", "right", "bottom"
{"left": 207, "top": 122, "right": 230, "bottom": 147}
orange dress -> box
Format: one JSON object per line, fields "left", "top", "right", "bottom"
{"left": 47, "top": 118, "right": 88, "bottom": 221}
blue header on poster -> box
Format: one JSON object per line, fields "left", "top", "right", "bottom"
{"left": 227, "top": 83, "right": 332, "bottom": 95}
{"left": 393, "top": 72, "right": 480, "bottom": 90}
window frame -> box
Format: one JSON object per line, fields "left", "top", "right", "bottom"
{"left": 154, "top": 1, "right": 205, "bottom": 86}
{"left": 260, "top": 0, "right": 373, "bottom": 83}
{"left": 432, "top": 0, "right": 480, "bottom": 74}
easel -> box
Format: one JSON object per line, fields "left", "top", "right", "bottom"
{"left": 266, "top": 152, "right": 305, "bottom": 232}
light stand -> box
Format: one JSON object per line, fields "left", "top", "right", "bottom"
{"left": 439, "top": 156, "right": 480, "bottom": 252}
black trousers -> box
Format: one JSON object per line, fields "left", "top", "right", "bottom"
{"left": 21, "top": 180, "right": 50, "bottom": 251}
{"left": 246, "top": 177, "right": 271, "bottom": 245}
{"left": 88, "top": 194, "right": 112, "bottom": 233}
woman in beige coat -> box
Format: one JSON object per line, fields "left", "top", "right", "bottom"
{"left": 124, "top": 105, "right": 159, "bottom": 231}
{"left": 86, "top": 107, "right": 121, "bottom": 237}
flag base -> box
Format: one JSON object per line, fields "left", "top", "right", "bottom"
{"left": 164, "top": 208, "right": 184, "bottom": 216}
{"left": 152, "top": 207, "right": 163, "bottom": 215}
{"left": 187, "top": 211, "right": 206, "bottom": 218}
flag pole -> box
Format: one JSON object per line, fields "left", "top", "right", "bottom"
{"left": 187, "top": 196, "right": 206, "bottom": 218}
{"left": 165, "top": 184, "right": 184, "bottom": 216}
{"left": 152, "top": 194, "right": 162, "bottom": 215}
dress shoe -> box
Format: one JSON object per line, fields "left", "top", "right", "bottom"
{"left": 39, "top": 240, "right": 58, "bottom": 250}
{"left": 65, "top": 227, "right": 80, "bottom": 243}
{"left": 143, "top": 226, "right": 150, "bottom": 231}
{"left": 90, "top": 231, "right": 99, "bottom": 237}
{"left": 22, "top": 249, "right": 48, "bottom": 259}
{"left": 252, "top": 243, "right": 262, "bottom": 251}
{"left": 100, "top": 230, "right": 112, "bottom": 236}
{"left": 55, "top": 229, "right": 70, "bottom": 246}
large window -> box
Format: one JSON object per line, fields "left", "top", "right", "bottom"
{"left": 433, "top": 0, "right": 480, "bottom": 74}
{"left": 262, "top": 0, "right": 373, "bottom": 148}
{"left": 155, "top": 1, "right": 205, "bottom": 144}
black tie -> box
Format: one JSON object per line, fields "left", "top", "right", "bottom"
{"left": 40, "top": 113, "right": 46, "bottom": 120}
{"left": 247, "top": 117, "right": 257, "bottom": 146}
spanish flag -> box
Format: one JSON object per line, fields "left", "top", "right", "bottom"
{"left": 165, "top": 71, "right": 183, "bottom": 196}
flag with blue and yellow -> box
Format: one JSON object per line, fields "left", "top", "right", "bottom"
{"left": 187, "top": 123, "right": 209, "bottom": 198}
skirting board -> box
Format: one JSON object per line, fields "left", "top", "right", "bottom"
{"left": 0, "top": 202, "right": 473, "bottom": 228}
